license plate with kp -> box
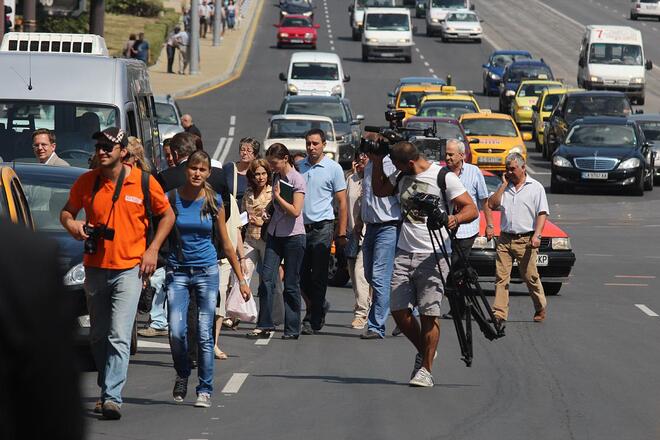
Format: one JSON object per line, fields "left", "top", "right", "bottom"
{"left": 581, "top": 172, "right": 608, "bottom": 180}
{"left": 513, "top": 254, "right": 548, "bottom": 266}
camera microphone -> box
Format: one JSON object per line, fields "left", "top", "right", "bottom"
{"left": 364, "top": 125, "right": 382, "bottom": 133}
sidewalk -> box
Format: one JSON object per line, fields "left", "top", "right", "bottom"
{"left": 149, "top": 0, "right": 263, "bottom": 98}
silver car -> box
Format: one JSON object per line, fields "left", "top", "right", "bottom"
{"left": 439, "top": 9, "right": 482, "bottom": 43}
{"left": 630, "top": 0, "right": 660, "bottom": 20}
{"left": 155, "top": 95, "right": 184, "bottom": 143}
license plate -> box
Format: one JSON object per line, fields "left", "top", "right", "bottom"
{"left": 478, "top": 157, "right": 501, "bottom": 164}
{"left": 380, "top": 53, "right": 396, "bottom": 57}
{"left": 513, "top": 254, "right": 548, "bottom": 266}
{"left": 581, "top": 172, "right": 608, "bottom": 180}
{"left": 291, "top": 39, "right": 303, "bottom": 43}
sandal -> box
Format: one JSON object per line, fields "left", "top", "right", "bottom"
{"left": 246, "top": 329, "right": 271, "bottom": 339}
{"left": 214, "top": 346, "right": 228, "bottom": 360}
{"left": 222, "top": 318, "right": 234, "bottom": 328}
{"left": 230, "top": 318, "right": 241, "bottom": 330}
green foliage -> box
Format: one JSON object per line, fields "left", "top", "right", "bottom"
{"left": 39, "top": 13, "right": 89, "bottom": 33}
{"left": 107, "top": 0, "right": 164, "bottom": 17}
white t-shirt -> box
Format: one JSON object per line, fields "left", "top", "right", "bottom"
{"left": 390, "top": 162, "right": 466, "bottom": 254}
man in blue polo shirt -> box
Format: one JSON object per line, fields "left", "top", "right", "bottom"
{"left": 298, "top": 128, "right": 348, "bottom": 335}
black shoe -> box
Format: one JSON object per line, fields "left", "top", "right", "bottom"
{"left": 360, "top": 330, "right": 382, "bottom": 339}
{"left": 281, "top": 334, "right": 299, "bottom": 340}
{"left": 101, "top": 401, "right": 122, "bottom": 420}
{"left": 301, "top": 322, "right": 314, "bottom": 335}
{"left": 391, "top": 326, "right": 403, "bottom": 336}
{"left": 173, "top": 375, "right": 188, "bottom": 402}
{"left": 320, "top": 301, "right": 331, "bottom": 327}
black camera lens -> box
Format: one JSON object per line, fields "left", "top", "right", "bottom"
{"left": 84, "top": 238, "right": 97, "bottom": 255}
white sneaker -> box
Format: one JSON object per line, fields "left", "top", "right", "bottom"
{"left": 194, "top": 393, "right": 212, "bottom": 408}
{"left": 409, "top": 367, "right": 434, "bottom": 387}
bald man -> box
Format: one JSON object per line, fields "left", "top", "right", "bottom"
{"left": 181, "top": 114, "right": 202, "bottom": 139}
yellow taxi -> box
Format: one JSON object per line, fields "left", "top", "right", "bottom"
{"left": 511, "top": 80, "right": 563, "bottom": 129}
{"left": 459, "top": 113, "right": 530, "bottom": 172}
{"left": 391, "top": 84, "right": 446, "bottom": 118}
{"left": 0, "top": 166, "right": 34, "bottom": 229}
{"left": 416, "top": 86, "right": 481, "bottom": 120}
{"left": 532, "top": 87, "right": 583, "bottom": 151}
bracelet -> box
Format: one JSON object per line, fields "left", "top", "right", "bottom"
{"left": 239, "top": 257, "right": 246, "bottom": 260}
{"left": 486, "top": 224, "right": 494, "bottom": 228}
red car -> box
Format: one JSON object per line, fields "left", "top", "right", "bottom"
{"left": 468, "top": 171, "right": 576, "bottom": 295}
{"left": 275, "top": 15, "right": 319, "bottom": 49}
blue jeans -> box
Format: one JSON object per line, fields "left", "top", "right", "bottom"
{"left": 257, "top": 234, "right": 306, "bottom": 335}
{"left": 300, "top": 221, "right": 334, "bottom": 330}
{"left": 148, "top": 267, "right": 168, "bottom": 330}
{"left": 362, "top": 224, "right": 398, "bottom": 337}
{"left": 166, "top": 265, "right": 219, "bottom": 395}
{"left": 84, "top": 265, "right": 142, "bottom": 405}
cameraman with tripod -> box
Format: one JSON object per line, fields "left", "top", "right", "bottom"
{"left": 372, "top": 141, "right": 477, "bottom": 387}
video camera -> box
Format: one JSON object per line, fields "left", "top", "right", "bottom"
{"left": 409, "top": 192, "right": 448, "bottom": 231}
{"left": 360, "top": 110, "right": 445, "bottom": 157}
{"left": 83, "top": 224, "right": 115, "bottom": 255}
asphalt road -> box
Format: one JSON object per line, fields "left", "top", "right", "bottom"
{"left": 80, "top": 1, "right": 660, "bottom": 439}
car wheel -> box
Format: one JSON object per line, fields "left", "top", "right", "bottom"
{"left": 328, "top": 253, "right": 350, "bottom": 287}
{"left": 644, "top": 167, "right": 654, "bottom": 191}
{"left": 474, "top": 38, "right": 482, "bottom": 44}
{"left": 535, "top": 134, "right": 542, "bottom": 152}
{"left": 631, "top": 174, "right": 645, "bottom": 196}
{"left": 637, "top": 96, "right": 645, "bottom": 105}
{"left": 352, "top": 28, "right": 360, "bottom": 41}
{"left": 130, "top": 318, "right": 138, "bottom": 355}
{"left": 311, "top": 44, "right": 317, "bottom": 50}
{"left": 550, "top": 173, "right": 564, "bottom": 194}
{"left": 404, "top": 56, "right": 412, "bottom": 63}
{"left": 630, "top": 12, "right": 638, "bottom": 20}
{"left": 426, "top": 26, "right": 433, "bottom": 37}
{"left": 277, "top": 42, "right": 282, "bottom": 49}
{"left": 482, "top": 83, "right": 488, "bottom": 96}
{"left": 542, "top": 282, "right": 562, "bottom": 296}
{"left": 362, "top": 46, "right": 368, "bottom": 62}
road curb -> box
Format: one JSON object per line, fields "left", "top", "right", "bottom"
{"left": 174, "top": 0, "right": 265, "bottom": 100}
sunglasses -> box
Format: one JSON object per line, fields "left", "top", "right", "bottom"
{"left": 95, "top": 143, "right": 117, "bottom": 154}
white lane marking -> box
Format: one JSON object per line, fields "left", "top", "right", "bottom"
{"left": 432, "top": 74, "right": 438, "bottom": 78}
{"left": 137, "top": 340, "right": 170, "bottom": 349}
{"left": 214, "top": 137, "right": 227, "bottom": 160}
{"left": 228, "top": 126, "right": 235, "bottom": 137}
{"left": 429, "top": 68, "right": 435, "bottom": 73}
{"left": 604, "top": 283, "right": 649, "bottom": 287}
{"left": 415, "top": 47, "right": 420, "bottom": 52}
{"left": 230, "top": 115, "right": 236, "bottom": 125}
{"left": 653, "top": 27, "right": 659, "bottom": 31}
{"left": 419, "top": 54, "right": 425, "bottom": 60}
{"left": 211, "top": 417, "right": 220, "bottom": 420}
{"left": 254, "top": 330, "right": 274, "bottom": 345}
{"left": 642, "top": 22, "right": 648, "bottom": 26}
{"left": 221, "top": 373, "right": 249, "bottom": 393}
{"left": 330, "top": 46, "right": 335, "bottom": 51}
{"left": 615, "top": 275, "right": 656, "bottom": 279}
{"left": 218, "top": 137, "right": 233, "bottom": 164}
{"left": 584, "top": 253, "right": 613, "bottom": 257}
{"left": 533, "top": 0, "right": 583, "bottom": 28}
{"left": 483, "top": 33, "right": 502, "bottom": 51}
{"left": 635, "top": 304, "right": 659, "bottom": 317}
{"left": 424, "top": 61, "right": 430, "bottom": 67}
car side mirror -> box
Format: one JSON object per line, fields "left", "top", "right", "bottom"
{"left": 343, "top": 74, "right": 351, "bottom": 82}
{"left": 645, "top": 60, "right": 653, "bottom": 70}
{"left": 635, "top": 109, "right": 644, "bottom": 114}
{"left": 482, "top": 63, "right": 489, "bottom": 68}
{"left": 522, "top": 132, "right": 533, "bottom": 141}
{"left": 388, "top": 92, "right": 395, "bottom": 98}
{"left": 355, "top": 114, "right": 365, "bottom": 121}
{"left": 470, "top": 4, "right": 475, "bottom": 10}
{"left": 314, "top": 23, "right": 320, "bottom": 28}
{"left": 578, "top": 58, "right": 585, "bottom": 68}
{"left": 469, "top": 138, "right": 480, "bottom": 144}
{"left": 479, "top": 19, "right": 484, "bottom": 23}
{"left": 348, "top": 5, "right": 353, "bottom": 12}
{"left": 279, "top": 72, "right": 286, "bottom": 81}
{"left": 505, "top": 90, "right": 515, "bottom": 97}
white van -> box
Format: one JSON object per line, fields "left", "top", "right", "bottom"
{"left": 577, "top": 25, "right": 653, "bottom": 105}
{"left": 279, "top": 52, "right": 350, "bottom": 98}
{"left": 0, "top": 32, "right": 163, "bottom": 169}
{"left": 426, "top": 0, "right": 474, "bottom": 36}
{"left": 264, "top": 114, "right": 339, "bottom": 161}
{"left": 348, "top": 0, "right": 397, "bottom": 41}
{"left": 362, "top": 8, "right": 414, "bottom": 63}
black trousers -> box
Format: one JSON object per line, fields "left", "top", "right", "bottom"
{"left": 166, "top": 45, "right": 175, "bottom": 73}
{"left": 300, "top": 220, "right": 334, "bottom": 330}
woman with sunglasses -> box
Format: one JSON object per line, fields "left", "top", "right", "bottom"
{"left": 246, "top": 143, "right": 306, "bottom": 340}
{"left": 166, "top": 150, "right": 250, "bottom": 408}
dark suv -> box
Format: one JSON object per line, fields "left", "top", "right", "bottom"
{"left": 498, "top": 59, "right": 554, "bottom": 113}
{"left": 542, "top": 91, "right": 632, "bottom": 159}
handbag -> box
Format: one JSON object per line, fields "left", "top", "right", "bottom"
{"left": 226, "top": 278, "right": 257, "bottom": 323}
{"left": 138, "top": 281, "right": 156, "bottom": 314}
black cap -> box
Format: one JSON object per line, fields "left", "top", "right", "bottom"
{"left": 92, "top": 127, "right": 128, "bottom": 148}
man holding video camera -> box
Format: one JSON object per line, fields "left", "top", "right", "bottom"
{"left": 372, "top": 141, "right": 477, "bottom": 387}
{"left": 61, "top": 128, "right": 175, "bottom": 420}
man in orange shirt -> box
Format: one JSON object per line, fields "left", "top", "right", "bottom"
{"left": 60, "top": 127, "right": 175, "bottom": 420}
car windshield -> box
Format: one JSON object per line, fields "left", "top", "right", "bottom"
{"left": 291, "top": 63, "right": 339, "bottom": 81}
{"left": 491, "top": 53, "right": 532, "bottom": 68}
{"left": 411, "top": 137, "right": 446, "bottom": 162}
{"left": 447, "top": 12, "right": 478, "bottom": 22}
{"left": 418, "top": 101, "right": 478, "bottom": 119}
{"left": 283, "top": 101, "right": 349, "bottom": 123}
{"left": 365, "top": 13, "right": 409, "bottom": 31}
{"left": 638, "top": 121, "right": 660, "bottom": 141}
{"left": 589, "top": 43, "right": 642, "bottom": 66}
{"left": 432, "top": 0, "right": 465, "bottom": 7}
{"left": 565, "top": 124, "right": 637, "bottom": 147}
{"left": 483, "top": 174, "right": 501, "bottom": 194}
{"left": 518, "top": 83, "right": 561, "bottom": 97}
{"left": 20, "top": 172, "right": 83, "bottom": 232}
{"left": 405, "top": 121, "right": 465, "bottom": 140}
{"left": 155, "top": 103, "right": 179, "bottom": 125}
{"left": 269, "top": 119, "right": 335, "bottom": 141}
{"left": 506, "top": 66, "right": 553, "bottom": 82}
{"left": 358, "top": 0, "right": 396, "bottom": 6}
{"left": 462, "top": 118, "right": 518, "bottom": 137}
{"left": 542, "top": 94, "right": 561, "bottom": 111}
{"left": 281, "top": 17, "right": 312, "bottom": 27}
{"left": 0, "top": 101, "right": 119, "bottom": 166}
{"left": 286, "top": 0, "right": 311, "bottom": 6}
{"left": 565, "top": 96, "right": 632, "bottom": 122}
{"left": 398, "top": 91, "right": 424, "bottom": 108}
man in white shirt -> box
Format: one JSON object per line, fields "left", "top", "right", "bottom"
{"left": 199, "top": 1, "right": 211, "bottom": 38}
{"left": 372, "top": 141, "right": 477, "bottom": 387}
{"left": 32, "top": 129, "right": 70, "bottom": 167}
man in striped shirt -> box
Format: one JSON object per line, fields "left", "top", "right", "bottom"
{"left": 443, "top": 139, "right": 493, "bottom": 317}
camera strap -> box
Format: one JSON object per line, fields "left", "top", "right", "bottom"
{"left": 87, "top": 166, "right": 127, "bottom": 229}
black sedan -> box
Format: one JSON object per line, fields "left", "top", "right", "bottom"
{"left": 629, "top": 113, "right": 660, "bottom": 182}
{"left": 550, "top": 116, "right": 655, "bottom": 195}
{"left": 280, "top": 0, "right": 314, "bottom": 20}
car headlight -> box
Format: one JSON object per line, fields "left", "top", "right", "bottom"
{"left": 279, "top": 32, "right": 289, "bottom": 38}
{"left": 64, "top": 263, "right": 85, "bottom": 286}
{"left": 472, "top": 236, "right": 495, "bottom": 249}
{"left": 287, "top": 84, "right": 298, "bottom": 94}
{"left": 488, "top": 72, "right": 501, "bottom": 80}
{"left": 331, "top": 85, "right": 343, "bottom": 95}
{"left": 630, "top": 77, "right": 644, "bottom": 84}
{"left": 304, "top": 33, "right": 314, "bottom": 39}
{"left": 447, "top": 27, "right": 455, "bottom": 31}
{"left": 619, "top": 157, "right": 640, "bottom": 169}
{"left": 521, "top": 106, "right": 532, "bottom": 111}
{"left": 399, "top": 38, "right": 410, "bottom": 43}
{"left": 281, "top": 10, "right": 289, "bottom": 15}
{"left": 552, "top": 155, "right": 572, "bottom": 168}
{"left": 431, "top": 18, "right": 440, "bottom": 23}
{"left": 475, "top": 27, "right": 482, "bottom": 32}
{"left": 325, "top": 152, "right": 335, "bottom": 160}
{"left": 303, "top": 11, "right": 313, "bottom": 16}
{"left": 508, "top": 146, "right": 524, "bottom": 155}
{"left": 367, "top": 37, "right": 379, "bottom": 43}
{"left": 589, "top": 75, "right": 603, "bottom": 83}
{"left": 551, "top": 237, "right": 571, "bottom": 250}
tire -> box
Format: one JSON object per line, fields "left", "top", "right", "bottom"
{"left": 644, "top": 167, "right": 654, "bottom": 191}
{"left": 475, "top": 38, "right": 482, "bottom": 44}
{"left": 535, "top": 134, "right": 542, "bottom": 152}
{"left": 362, "top": 46, "right": 368, "bottom": 62}
{"left": 130, "top": 318, "right": 138, "bottom": 355}
{"left": 352, "top": 28, "right": 360, "bottom": 41}
{"left": 630, "top": 12, "right": 638, "bottom": 20}
{"left": 542, "top": 282, "right": 562, "bottom": 296}
{"left": 426, "top": 26, "right": 433, "bottom": 37}
{"left": 483, "top": 83, "right": 488, "bottom": 96}
{"left": 311, "top": 44, "right": 317, "bottom": 50}
{"left": 631, "top": 173, "right": 645, "bottom": 196}
{"left": 550, "top": 173, "right": 564, "bottom": 194}
{"left": 404, "top": 56, "right": 412, "bottom": 63}
{"left": 637, "top": 96, "right": 645, "bottom": 105}
{"left": 328, "top": 253, "right": 350, "bottom": 287}
{"left": 277, "top": 42, "right": 282, "bottom": 49}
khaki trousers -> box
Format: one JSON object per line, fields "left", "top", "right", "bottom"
{"left": 493, "top": 233, "right": 547, "bottom": 320}
{"left": 347, "top": 249, "right": 372, "bottom": 319}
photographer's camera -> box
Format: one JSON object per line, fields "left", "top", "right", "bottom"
{"left": 83, "top": 224, "right": 115, "bottom": 255}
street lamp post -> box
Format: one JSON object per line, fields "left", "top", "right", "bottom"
{"left": 190, "top": 0, "right": 200, "bottom": 74}
{"left": 89, "top": 0, "right": 105, "bottom": 36}
{"left": 23, "top": 0, "right": 36, "bottom": 32}
{"left": 212, "top": 0, "right": 220, "bottom": 46}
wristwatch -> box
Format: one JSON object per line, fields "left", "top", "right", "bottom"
{"left": 486, "top": 224, "right": 494, "bottom": 228}
{"left": 536, "top": 234, "right": 542, "bottom": 240}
